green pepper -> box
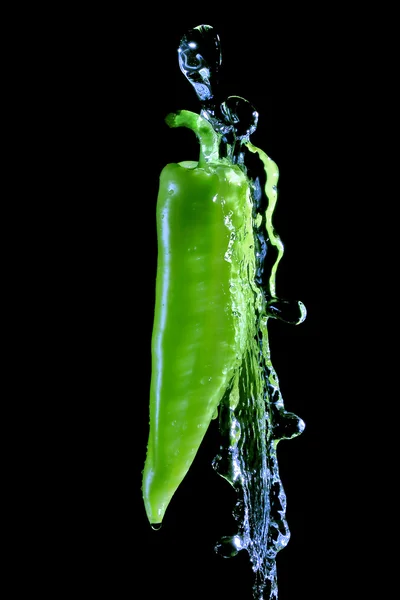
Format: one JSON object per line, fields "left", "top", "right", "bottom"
{"left": 142, "top": 110, "right": 259, "bottom": 525}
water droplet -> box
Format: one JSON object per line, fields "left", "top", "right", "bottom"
{"left": 178, "top": 25, "right": 221, "bottom": 105}
{"left": 266, "top": 297, "right": 307, "bottom": 325}
{"left": 150, "top": 523, "right": 162, "bottom": 531}
{"left": 273, "top": 409, "right": 305, "bottom": 441}
{"left": 220, "top": 96, "right": 259, "bottom": 141}
{"left": 215, "top": 535, "right": 244, "bottom": 558}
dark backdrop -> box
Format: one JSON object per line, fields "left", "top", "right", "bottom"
{"left": 56, "top": 14, "right": 326, "bottom": 600}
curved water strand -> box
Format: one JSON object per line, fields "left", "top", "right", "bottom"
{"left": 266, "top": 298, "right": 307, "bottom": 326}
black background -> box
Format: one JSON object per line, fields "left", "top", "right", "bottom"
{"left": 51, "top": 12, "right": 328, "bottom": 600}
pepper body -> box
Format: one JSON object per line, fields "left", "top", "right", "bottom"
{"left": 143, "top": 159, "right": 256, "bottom": 524}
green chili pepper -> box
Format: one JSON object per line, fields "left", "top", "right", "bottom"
{"left": 142, "top": 109, "right": 260, "bottom": 525}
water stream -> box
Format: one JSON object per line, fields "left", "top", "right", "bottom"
{"left": 179, "top": 25, "right": 306, "bottom": 600}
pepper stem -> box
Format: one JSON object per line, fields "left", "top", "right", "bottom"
{"left": 165, "top": 110, "right": 220, "bottom": 168}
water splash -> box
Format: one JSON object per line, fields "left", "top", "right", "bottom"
{"left": 178, "top": 24, "right": 222, "bottom": 105}
{"left": 178, "top": 25, "right": 306, "bottom": 600}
